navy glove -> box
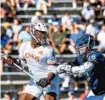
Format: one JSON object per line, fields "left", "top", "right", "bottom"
{"left": 36, "top": 78, "right": 50, "bottom": 88}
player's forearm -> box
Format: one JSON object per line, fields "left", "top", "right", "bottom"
{"left": 47, "top": 64, "right": 57, "bottom": 81}
{"left": 71, "top": 62, "right": 94, "bottom": 75}
{"left": 47, "top": 72, "right": 55, "bottom": 81}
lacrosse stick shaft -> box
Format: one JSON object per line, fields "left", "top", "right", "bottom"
{"left": 1, "top": 53, "right": 35, "bottom": 80}
{"left": 1, "top": 53, "right": 43, "bottom": 89}
{"left": 13, "top": 63, "right": 43, "bottom": 90}
{"left": 13, "top": 63, "right": 36, "bottom": 80}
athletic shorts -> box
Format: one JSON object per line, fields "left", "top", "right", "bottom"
{"left": 22, "top": 74, "right": 60, "bottom": 99}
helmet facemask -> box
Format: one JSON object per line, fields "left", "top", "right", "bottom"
{"left": 35, "top": 30, "right": 47, "bottom": 43}
{"left": 76, "top": 44, "right": 89, "bottom": 55}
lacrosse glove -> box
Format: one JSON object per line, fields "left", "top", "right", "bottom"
{"left": 36, "top": 78, "right": 51, "bottom": 88}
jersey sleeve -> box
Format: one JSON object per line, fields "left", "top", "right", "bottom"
{"left": 45, "top": 46, "right": 57, "bottom": 73}
{"left": 46, "top": 46, "right": 56, "bottom": 64}
{"left": 87, "top": 50, "right": 104, "bottom": 64}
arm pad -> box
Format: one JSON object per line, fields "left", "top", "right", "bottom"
{"left": 71, "top": 62, "right": 94, "bottom": 75}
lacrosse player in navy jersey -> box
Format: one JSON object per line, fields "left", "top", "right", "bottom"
{"left": 57, "top": 34, "right": 105, "bottom": 100}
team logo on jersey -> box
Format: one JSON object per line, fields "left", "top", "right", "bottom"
{"left": 25, "top": 52, "right": 40, "bottom": 61}
{"left": 88, "top": 53, "right": 96, "bottom": 61}
{"left": 90, "top": 54, "right": 96, "bottom": 60}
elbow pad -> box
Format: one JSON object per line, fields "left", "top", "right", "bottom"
{"left": 83, "top": 62, "right": 94, "bottom": 72}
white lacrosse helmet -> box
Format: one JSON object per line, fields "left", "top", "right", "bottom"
{"left": 30, "top": 20, "right": 48, "bottom": 43}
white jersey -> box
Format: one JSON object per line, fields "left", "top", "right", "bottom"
{"left": 19, "top": 41, "right": 56, "bottom": 81}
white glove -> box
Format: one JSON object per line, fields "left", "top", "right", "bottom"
{"left": 57, "top": 64, "right": 72, "bottom": 74}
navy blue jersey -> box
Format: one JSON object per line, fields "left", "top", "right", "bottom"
{"left": 71, "top": 50, "right": 105, "bottom": 95}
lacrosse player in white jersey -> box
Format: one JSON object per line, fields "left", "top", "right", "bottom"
{"left": 4, "top": 20, "right": 60, "bottom": 100}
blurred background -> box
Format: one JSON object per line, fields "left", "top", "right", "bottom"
{"left": 0, "top": 0, "right": 105, "bottom": 99}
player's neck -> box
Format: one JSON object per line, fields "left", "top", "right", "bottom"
{"left": 31, "top": 39, "right": 40, "bottom": 48}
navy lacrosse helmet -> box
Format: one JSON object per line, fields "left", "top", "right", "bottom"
{"left": 75, "top": 34, "right": 94, "bottom": 55}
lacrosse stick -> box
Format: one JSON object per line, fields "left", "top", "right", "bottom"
{"left": 1, "top": 53, "right": 43, "bottom": 90}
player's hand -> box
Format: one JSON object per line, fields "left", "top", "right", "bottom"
{"left": 57, "top": 64, "right": 72, "bottom": 74}
{"left": 3, "top": 57, "right": 14, "bottom": 66}
{"left": 36, "top": 78, "right": 50, "bottom": 88}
